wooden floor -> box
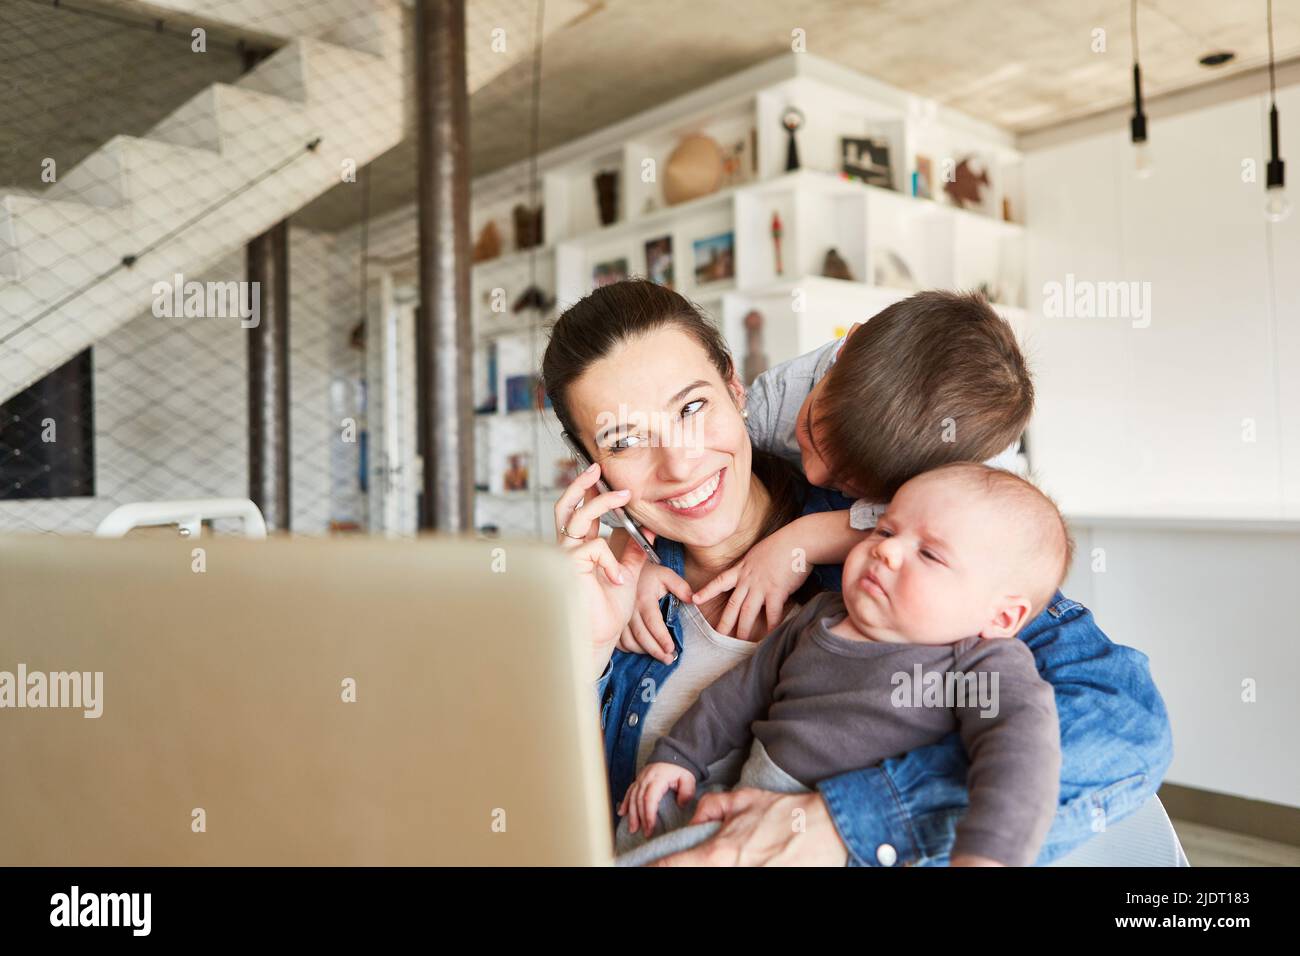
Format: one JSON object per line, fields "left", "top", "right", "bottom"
{"left": 1171, "top": 819, "right": 1300, "bottom": 866}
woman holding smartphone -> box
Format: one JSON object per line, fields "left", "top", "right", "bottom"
{"left": 543, "top": 279, "right": 840, "bottom": 864}
{"left": 543, "top": 279, "right": 1169, "bottom": 867}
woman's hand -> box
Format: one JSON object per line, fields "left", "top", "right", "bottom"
{"left": 555, "top": 462, "right": 654, "bottom": 678}
{"left": 651, "top": 789, "right": 849, "bottom": 867}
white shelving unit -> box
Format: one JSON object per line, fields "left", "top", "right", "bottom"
{"left": 456, "top": 53, "right": 1031, "bottom": 537}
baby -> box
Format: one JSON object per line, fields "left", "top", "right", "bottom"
{"left": 617, "top": 462, "right": 1072, "bottom": 867}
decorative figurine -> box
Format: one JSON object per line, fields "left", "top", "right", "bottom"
{"left": 781, "top": 106, "right": 805, "bottom": 172}
{"left": 511, "top": 284, "right": 554, "bottom": 313}
{"left": 771, "top": 210, "right": 784, "bottom": 276}
{"left": 512, "top": 204, "right": 544, "bottom": 249}
{"left": 942, "top": 157, "right": 990, "bottom": 210}
{"left": 472, "top": 221, "right": 501, "bottom": 262}
{"left": 822, "top": 247, "right": 853, "bottom": 281}
{"left": 594, "top": 169, "right": 619, "bottom": 226}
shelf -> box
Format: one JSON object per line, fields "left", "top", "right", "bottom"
{"left": 752, "top": 168, "right": 1024, "bottom": 235}
{"left": 472, "top": 245, "right": 554, "bottom": 274}
{"left": 556, "top": 185, "right": 738, "bottom": 248}
{"left": 463, "top": 53, "right": 1029, "bottom": 539}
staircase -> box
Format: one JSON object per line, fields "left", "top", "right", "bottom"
{"left": 0, "top": 0, "right": 406, "bottom": 403}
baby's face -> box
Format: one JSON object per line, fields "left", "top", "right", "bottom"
{"left": 840, "top": 473, "right": 1024, "bottom": 644}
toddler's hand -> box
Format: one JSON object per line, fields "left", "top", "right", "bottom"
{"left": 618, "top": 762, "right": 696, "bottom": 838}
{"left": 691, "top": 528, "right": 811, "bottom": 640}
{"left": 616, "top": 562, "right": 693, "bottom": 664}
{"left": 950, "top": 855, "right": 1006, "bottom": 867}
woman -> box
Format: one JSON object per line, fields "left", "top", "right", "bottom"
{"left": 543, "top": 280, "right": 1172, "bottom": 866}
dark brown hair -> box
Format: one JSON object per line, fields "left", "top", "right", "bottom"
{"left": 815, "top": 290, "right": 1034, "bottom": 500}
{"left": 542, "top": 279, "right": 806, "bottom": 544}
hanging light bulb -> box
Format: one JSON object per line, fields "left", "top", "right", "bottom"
{"left": 1133, "top": 135, "right": 1154, "bottom": 179}
{"left": 1264, "top": 0, "right": 1290, "bottom": 221}
{"left": 1129, "top": 1, "right": 1153, "bottom": 179}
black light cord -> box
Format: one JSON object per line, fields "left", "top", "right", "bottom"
{"left": 1267, "top": 0, "right": 1277, "bottom": 106}
{"left": 1130, "top": 0, "right": 1147, "bottom": 144}
{"left": 1266, "top": 0, "right": 1284, "bottom": 189}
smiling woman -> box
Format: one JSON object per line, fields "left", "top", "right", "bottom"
{"left": 542, "top": 280, "right": 809, "bottom": 595}
{"left": 541, "top": 279, "right": 847, "bottom": 863}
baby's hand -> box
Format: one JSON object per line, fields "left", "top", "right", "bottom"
{"left": 949, "top": 855, "right": 1006, "bottom": 867}
{"left": 618, "top": 762, "right": 696, "bottom": 838}
{"left": 691, "top": 527, "right": 812, "bottom": 640}
{"left": 616, "top": 562, "right": 693, "bottom": 664}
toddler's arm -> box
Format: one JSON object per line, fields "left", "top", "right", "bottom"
{"left": 692, "top": 509, "right": 867, "bottom": 639}
{"left": 608, "top": 527, "right": 691, "bottom": 663}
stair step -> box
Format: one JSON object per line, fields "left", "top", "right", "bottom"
{"left": 46, "top": 134, "right": 226, "bottom": 209}
{"left": 237, "top": 36, "right": 387, "bottom": 105}
{"left": 147, "top": 83, "right": 316, "bottom": 157}
{"left": 0, "top": 194, "right": 135, "bottom": 284}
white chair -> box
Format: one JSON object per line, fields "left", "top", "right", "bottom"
{"left": 1049, "top": 796, "right": 1189, "bottom": 866}
{"left": 94, "top": 498, "right": 268, "bottom": 540}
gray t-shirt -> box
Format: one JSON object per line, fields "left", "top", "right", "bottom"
{"left": 648, "top": 591, "right": 1061, "bottom": 866}
{"left": 744, "top": 337, "right": 1022, "bottom": 529}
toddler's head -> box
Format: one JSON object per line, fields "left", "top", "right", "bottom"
{"left": 840, "top": 463, "right": 1073, "bottom": 644}
{"left": 797, "top": 291, "right": 1033, "bottom": 498}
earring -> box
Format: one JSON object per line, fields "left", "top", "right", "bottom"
{"left": 742, "top": 406, "right": 749, "bottom": 420}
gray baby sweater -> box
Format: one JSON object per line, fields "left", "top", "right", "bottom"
{"left": 647, "top": 591, "right": 1061, "bottom": 865}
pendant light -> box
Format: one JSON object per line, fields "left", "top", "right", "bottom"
{"left": 1264, "top": 0, "right": 1291, "bottom": 222}
{"left": 1130, "top": 0, "right": 1153, "bottom": 178}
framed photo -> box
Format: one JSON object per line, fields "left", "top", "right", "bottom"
{"left": 692, "top": 231, "right": 735, "bottom": 286}
{"left": 644, "top": 235, "right": 674, "bottom": 288}
{"left": 592, "top": 257, "right": 628, "bottom": 288}
{"left": 841, "top": 136, "right": 893, "bottom": 189}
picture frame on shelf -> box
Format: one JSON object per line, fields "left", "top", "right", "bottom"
{"left": 592, "top": 256, "right": 628, "bottom": 288}
{"left": 719, "top": 132, "right": 755, "bottom": 188}
{"left": 505, "top": 373, "right": 539, "bottom": 413}
{"left": 840, "top": 136, "right": 893, "bottom": 189}
{"left": 692, "top": 231, "right": 735, "bottom": 286}
{"left": 503, "top": 453, "right": 530, "bottom": 492}
{"left": 644, "top": 235, "right": 674, "bottom": 288}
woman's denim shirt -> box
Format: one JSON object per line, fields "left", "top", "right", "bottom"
{"left": 595, "top": 486, "right": 1174, "bottom": 866}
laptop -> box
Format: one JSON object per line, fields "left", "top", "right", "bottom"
{"left": 0, "top": 533, "right": 613, "bottom": 865}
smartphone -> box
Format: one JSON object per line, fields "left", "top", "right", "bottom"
{"left": 561, "top": 432, "right": 661, "bottom": 566}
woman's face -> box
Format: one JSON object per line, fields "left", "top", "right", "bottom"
{"left": 566, "top": 325, "right": 753, "bottom": 549}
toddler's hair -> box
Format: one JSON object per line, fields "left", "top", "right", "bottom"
{"left": 816, "top": 290, "right": 1033, "bottom": 500}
